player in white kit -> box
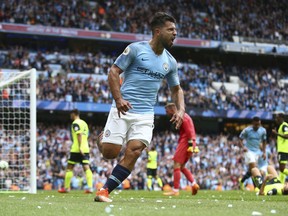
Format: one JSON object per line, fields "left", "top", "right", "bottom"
{"left": 94, "top": 12, "right": 185, "bottom": 202}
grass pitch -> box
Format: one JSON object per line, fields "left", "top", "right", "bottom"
{"left": 0, "top": 190, "right": 287, "bottom": 216}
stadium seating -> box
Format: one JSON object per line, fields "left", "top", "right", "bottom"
{"left": 1, "top": 0, "right": 287, "bottom": 42}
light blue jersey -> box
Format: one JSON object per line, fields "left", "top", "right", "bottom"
{"left": 113, "top": 41, "right": 179, "bottom": 114}
{"left": 239, "top": 126, "right": 267, "bottom": 153}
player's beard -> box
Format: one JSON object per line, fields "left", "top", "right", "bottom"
{"left": 160, "top": 34, "right": 175, "bottom": 49}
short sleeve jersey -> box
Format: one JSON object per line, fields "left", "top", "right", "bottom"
{"left": 147, "top": 150, "right": 158, "bottom": 169}
{"left": 277, "top": 122, "right": 288, "bottom": 153}
{"left": 113, "top": 41, "right": 179, "bottom": 114}
{"left": 70, "top": 119, "right": 89, "bottom": 153}
{"left": 239, "top": 126, "right": 267, "bottom": 153}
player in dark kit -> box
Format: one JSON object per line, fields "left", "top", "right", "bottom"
{"left": 163, "top": 103, "right": 200, "bottom": 196}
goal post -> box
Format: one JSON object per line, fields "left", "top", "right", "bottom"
{"left": 0, "top": 68, "right": 37, "bottom": 193}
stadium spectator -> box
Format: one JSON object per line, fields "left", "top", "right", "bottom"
{"left": 1, "top": 0, "right": 287, "bottom": 42}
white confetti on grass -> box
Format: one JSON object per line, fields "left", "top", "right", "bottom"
{"left": 270, "top": 210, "right": 276, "bottom": 214}
{"left": 37, "top": 206, "right": 41, "bottom": 209}
{"left": 9, "top": 195, "right": 15, "bottom": 198}
{"left": 251, "top": 211, "right": 262, "bottom": 216}
{"left": 228, "top": 204, "right": 233, "bottom": 208}
{"left": 105, "top": 206, "right": 112, "bottom": 214}
{"left": 21, "top": 197, "right": 26, "bottom": 200}
{"left": 109, "top": 205, "right": 114, "bottom": 208}
{"left": 156, "top": 200, "right": 163, "bottom": 203}
{"left": 172, "top": 205, "right": 176, "bottom": 208}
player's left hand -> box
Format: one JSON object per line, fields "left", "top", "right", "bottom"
{"left": 170, "top": 110, "right": 185, "bottom": 129}
{"left": 271, "top": 129, "right": 277, "bottom": 136}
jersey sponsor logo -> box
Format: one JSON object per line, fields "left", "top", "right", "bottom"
{"left": 163, "top": 63, "right": 169, "bottom": 71}
{"left": 136, "top": 67, "right": 165, "bottom": 79}
{"left": 283, "top": 125, "right": 288, "bottom": 132}
{"left": 123, "top": 47, "right": 130, "bottom": 55}
{"left": 105, "top": 129, "right": 111, "bottom": 137}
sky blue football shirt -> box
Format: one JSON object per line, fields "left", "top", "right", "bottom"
{"left": 239, "top": 126, "right": 267, "bottom": 153}
{"left": 113, "top": 41, "right": 179, "bottom": 114}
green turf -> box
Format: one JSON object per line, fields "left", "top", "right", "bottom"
{"left": 0, "top": 190, "right": 287, "bottom": 216}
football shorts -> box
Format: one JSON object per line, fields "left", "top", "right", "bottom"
{"left": 244, "top": 150, "right": 260, "bottom": 165}
{"left": 102, "top": 107, "right": 154, "bottom": 146}
{"left": 68, "top": 153, "right": 90, "bottom": 165}
{"left": 278, "top": 152, "right": 288, "bottom": 164}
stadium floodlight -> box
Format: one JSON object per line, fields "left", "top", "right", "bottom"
{"left": 0, "top": 69, "right": 37, "bottom": 193}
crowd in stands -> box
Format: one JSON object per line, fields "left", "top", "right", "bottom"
{"left": 1, "top": 47, "right": 287, "bottom": 112}
{"left": 1, "top": 0, "right": 287, "bottom": 42}
{"left": 0, "top": 122, "right": 279, "bottom": 191}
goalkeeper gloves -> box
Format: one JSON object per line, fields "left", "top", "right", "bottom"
{"left": 187, "top": 140, "right": 199, "bottom": 153}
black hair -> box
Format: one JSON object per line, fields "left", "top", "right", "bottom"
{"left": 252, "top": 116, "right": 260, "bottom": 122}
{"left": 277, "top": 113, "right": 285, "bottom": 119}
{"left": 150, "top": 12, "right": 176, "bottom": 35}
{"left": 70, "top": 109, "right": 79, "bottom": 116}
{"left": 283, "top": 187, "right": 288, "bottom": 195}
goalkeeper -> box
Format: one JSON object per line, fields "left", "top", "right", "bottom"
{"left": 163, "top": 103, "right": 200, "bottom": 196}
{"left": 58, "top": 109, "right": 93, "bottom": 193}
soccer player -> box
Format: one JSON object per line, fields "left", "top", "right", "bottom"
{"left": 251, "top": 165, "right": 288, "bottom": 195}
{"left": 94, "top": 12, "right": 185, "bottom": 202}
{"left": 272, "top": 112, "right": 288, "bottom": 183}
{"left": 163, "top": 103, "right": 199, "bottom": 196}
{"left": 58, "top": 109, "right": 93, "bottom": 193}
{"left": 239, "top": 116, "right": 267, "bottom": 190}
{"left": 146, "top": 146, "right": 163, "bottom": 191}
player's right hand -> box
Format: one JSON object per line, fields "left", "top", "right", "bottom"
{"left": 115, "top": 98, "right": 133, "bottom": 117}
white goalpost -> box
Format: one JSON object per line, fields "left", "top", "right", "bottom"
{"left": 0, "top": 68, "right": 37, "bottom": 193}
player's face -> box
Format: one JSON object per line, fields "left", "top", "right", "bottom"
{"left": 252, "top": 120, "right": 260, "bottom": 131}
{"left": 165, "top": 107, "right": 174, "bottom": 117}
{"left": 159, "top": 21, "right": 177, "bottom": 49}
{"left": 274, "top": 115, "right": 281, "bottom": 125}
{"left": 70, "top": 113, "right": 75, "bottom": 121}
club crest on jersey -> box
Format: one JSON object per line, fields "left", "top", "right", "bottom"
{"left": 163, "top": 63, "right": 169, "bottom": 71}
{"left": 123, "top": 47, "right": 130, "bottom": 55}
{"left": 105, "top": 129, "right": 111, "bottom": 137}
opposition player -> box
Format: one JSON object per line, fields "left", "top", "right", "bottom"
{"left": 239, "top": 116, "right": 267, "bottom": 190}
{"left": 272, "top": 112, "right": 288, "bottom": 183}
{"left": 163, "top": 103, "right": 199, "bottom": 196}
{"left": 146, "top": 146, "right": 163, "bottom": 191}
{"left": 251, "top": 165, "right": 288, "bottom": 195}
{"left": 94, "top": 12, "right": 185, "bottom": 202}
{"left": 58, "top": 109, "right": 93, "bottom": 193}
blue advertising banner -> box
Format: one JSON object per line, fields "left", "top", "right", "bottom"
{"left": 1, "top": 100, "right": 273, "bottom": 120}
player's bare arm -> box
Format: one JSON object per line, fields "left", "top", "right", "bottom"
{"left": 272, "top": 129, "right": 288, "bottom": 139}
{"left": 170, "top": 85, "right": 185, "bottom": 129}
{"left": 261, "top": 140, "right": 267, "bottom": 160}
{"left": 108, "top": 64, "right": 133, "bottom": 117}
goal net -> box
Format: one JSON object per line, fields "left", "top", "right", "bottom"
{"left": 0, "top": 69, "right": 37, "bottom": 193}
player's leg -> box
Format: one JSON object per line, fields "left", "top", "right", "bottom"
{"left": 251, "top": 166, "right": 263, "bottom": 189}
{"left": 155, "top": 174, "right": 163, "bottom": 189}
{"left": 267, "top": 165, "right": 278, "bottom": 179}
{"left": 278, "top": 153, "right": 288, "bottom": 184}
{"left": 163, "top": 161, "right": 181, "bottom": 196}
{"left": 82, "top": 153, "right": 93, "bottom": 193}
{"left": 180, "top": 163, "right": 199, "bottom": 195}
{"left": 147, "top": 169, "right": 153, "bottom": 191}
{"left": 58, "top": 163, "right": 74, "bottom": 193}
{"left": 95, "top": 140, "right": 146, "bottom": 202}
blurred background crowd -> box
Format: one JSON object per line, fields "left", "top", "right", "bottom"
{"left": 1, "top": 0, "right": 287, "bottom": 42}
{"left": 0, "top": 123, "right": 279, "bottom": 191}
{"left": 1, "top": 47, "right": 287, "bottom": 112}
